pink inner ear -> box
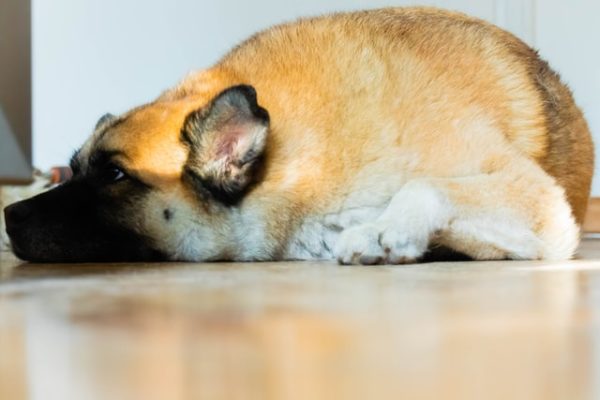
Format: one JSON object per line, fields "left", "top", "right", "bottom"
{"left": 216, "top": 129, "right": 243, "bottom": 158}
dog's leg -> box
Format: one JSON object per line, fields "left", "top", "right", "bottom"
{"left": 334, "top": 161, "right": 579, "bottom": 265}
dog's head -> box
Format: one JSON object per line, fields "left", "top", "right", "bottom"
{"left": 4, "top": 85, "right": 270, "bottom": 262}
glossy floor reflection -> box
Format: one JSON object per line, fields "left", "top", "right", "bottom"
{"left": 1, "top": 240, "right": 600, "bottom": 400}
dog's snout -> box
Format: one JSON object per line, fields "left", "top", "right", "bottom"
{"left": 4, "top": 201, "right": 33, "bottom": 227}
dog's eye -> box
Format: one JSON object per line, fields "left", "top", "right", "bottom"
{"left": 104, "top": 165, "right": 127, "bottom": 183}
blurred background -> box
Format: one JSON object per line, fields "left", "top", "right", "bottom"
{"left": 10, "top": 1, "right": 600, "bottom": 192}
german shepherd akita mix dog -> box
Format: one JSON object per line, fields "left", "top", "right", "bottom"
{"left": 4, "top": 8, "right": 594, "bottom": 264}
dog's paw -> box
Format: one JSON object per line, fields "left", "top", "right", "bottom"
{"left": 334, "top": 222, "right": 429, "bottom": 265}
{"left": 334, "top": 224, "right": 385, "bottom": 265}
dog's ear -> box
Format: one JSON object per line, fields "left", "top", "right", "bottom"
{"left": 95, "top": 113, "right": 117, "bottom": 130}
{"left": 182, "top": 85, "right": 270, "bottom": 204}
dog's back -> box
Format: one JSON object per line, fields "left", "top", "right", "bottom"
{"left": 167, "top": 8, "right": 593, "bottom": 220}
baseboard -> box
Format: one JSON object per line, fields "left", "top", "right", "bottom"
{"left": 584, "top": 197, "right": 600, "bottom": 232}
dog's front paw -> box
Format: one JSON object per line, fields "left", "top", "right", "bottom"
{"left": 383, "top": 225, "right": 432, "bottom": 264}
{"left": 335, "top": 224, "right": 386, "bottom": 265}
{"left": 334, "top": 222, "right": 429, "bottom": 265}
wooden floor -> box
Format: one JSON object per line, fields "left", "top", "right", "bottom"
{"left": 2, "top": 241, "right": 600, "bottom": 400}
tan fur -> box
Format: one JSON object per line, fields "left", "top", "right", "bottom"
{"left": 80, "top": 7, "right": 593, "bottom": 263}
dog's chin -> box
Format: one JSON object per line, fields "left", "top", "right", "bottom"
{"left": 8, "top": 242, "right": 61, "bottom": 263}
{"left": 11, "top": 231, "right": 166, "bottom": 263}
{"left": 7, "top": 240, "right": 28, "bottom": 261}
{"left": 11, "top": 230, "right": 166, "bottom": 263}
{"left": 5, "top": 214, "right": 165, "bottom": 264}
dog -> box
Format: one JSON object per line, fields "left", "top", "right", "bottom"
{"left": 3, "top": 7, "right": 594, "bottom": 264}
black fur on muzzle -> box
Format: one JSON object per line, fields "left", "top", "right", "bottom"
{"left": 4, "top": 180, "right": 164, "bottom": 263}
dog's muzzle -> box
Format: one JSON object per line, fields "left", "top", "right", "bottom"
{"left": 3, "top": 181, "right": 164, "bottom": 263}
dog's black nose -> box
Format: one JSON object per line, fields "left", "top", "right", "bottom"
{"left": 4, "top": 201, "right": 32, "bottom": 227}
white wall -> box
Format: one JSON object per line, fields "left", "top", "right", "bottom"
{"left": 32, "top": 0, "right": 600, "bottom": 192}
